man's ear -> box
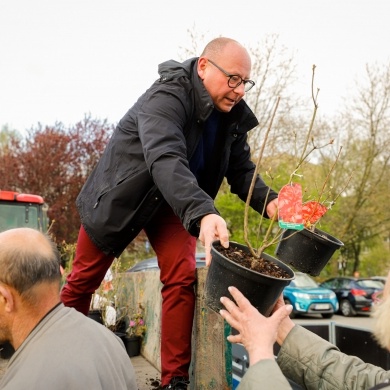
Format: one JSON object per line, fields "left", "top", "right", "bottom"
{"left": 197, "top": 57, "right": 208, "bottom": 79}
{"left": 0, "top": 284, "right": 15, "bottom": 313}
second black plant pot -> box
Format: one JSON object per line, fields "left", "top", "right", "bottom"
{"left": 275, "top": 228, "right": 344, "bottom": 276}
{"left": 124, "top": 336, "right": 141, "bottom": 357}
{"left": 205, "top": 241, "right": 295, "bottom": 317}
{"left": 88, "top": 309, "right": 103, "bottom": 324}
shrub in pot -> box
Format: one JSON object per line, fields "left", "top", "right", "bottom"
{"left": 276, "top": 198, "right": 344, "bottom": 276}
{"left": 205, "top": 72, "right": 348, "bottom": 316}
{"left": 124, "top": 306, "right": 147, "bottom": 357}
{"left": 275, "top": 227, "right": 344, "bottom": 276}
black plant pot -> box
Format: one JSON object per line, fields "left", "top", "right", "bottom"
{"left": 124, "top": 336, "right": 141, "bottom": 357}
{"left": 114, "top": 332, "right": 127, "bottom": 343}
{"left": 88, "top": 309, "right": 103, "bottom": 324}
{"left": 115, "top": 318, "right": 127, "bottom": 334}
{"left": 275, "top": 228, "right": 344, "bottom": 276}
{"left": 205, "top": 241, "right": 295, "bottom": 317}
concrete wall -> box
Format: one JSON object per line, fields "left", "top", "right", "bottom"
{"left": 120, "top": 270, "right": 162, "bottom": 369}
{"left": 120, "top": 268, "right": 232, "bottom": 389}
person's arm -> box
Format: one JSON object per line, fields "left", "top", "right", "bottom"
{"left": 220, "top": 287, "right": 292, "bottom": 364}
{"left": 219, "top": 286, "right": 293, "bottom": 389}
{"left": 237, "top": 359, "right": 293, "bottom": 390}
{"left": 268, "top": 293, "right": 390, "bottom": 390}
{"left": 221, "top": 286, "right": 390, "bottom": 390}
{"left": 273, "top": 294, "right": 390, "bottom": 390}
{"left": 138, "top": 88, "right": 231, "bottom": 263}
{"left": 277, "top": 324, "right": 390, "bottom": 390}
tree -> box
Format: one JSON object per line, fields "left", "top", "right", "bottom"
{"left": 0, "top": 115, "right": 114, "bottom": 244}
{"left": 0, "top": 125, "right": 23, "bottom": 186}
{"left": 322, "top": 62, "right": 390, "bottom": 275}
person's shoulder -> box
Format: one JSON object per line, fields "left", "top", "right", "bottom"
{"left": 157, "top": 57, "right": 196, "bottom": 82}
{"left": 38, "top": 307, "right": 127, "bottom": 357}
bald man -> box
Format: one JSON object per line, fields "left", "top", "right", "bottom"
{"left": 61, "top": 37, "right": 278, "bottom": 389}
{"left": 0, "top": 228, "right": 137, "bottom": 390}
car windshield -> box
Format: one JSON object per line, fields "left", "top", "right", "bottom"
{"left": 291, "top": 273, "right": 318, "bottom": 288}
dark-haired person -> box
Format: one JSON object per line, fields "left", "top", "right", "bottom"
{"left": 61, "top": 37, "right": 278, "bottom": 389}
{"left": 0, "top": 228, "right": 137, "bottom": 390}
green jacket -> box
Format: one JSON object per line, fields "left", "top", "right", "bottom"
{"left": 239, "top": 325, "right": 390, "bottom": 390}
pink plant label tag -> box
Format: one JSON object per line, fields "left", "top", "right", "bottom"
{"left": 302, "top": 201, "right": 328, "bottom": 227}
{"left": 278, "top": 183, "right": 304, "bottom": 230}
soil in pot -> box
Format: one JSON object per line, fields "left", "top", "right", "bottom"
{"left": 205, "top": 241, "right": 295, "bottom": 317}
{"left": 215, "top": 244, "right": 292, "bottom": 278}
{"left": 275, "top": 228, "right": 344, "bottom": 276}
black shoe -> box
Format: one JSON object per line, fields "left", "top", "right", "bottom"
{"left": 163, "top": 376, "right": 189, "bottom": 389}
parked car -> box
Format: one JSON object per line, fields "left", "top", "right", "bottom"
{"left": 283, "top": 272, "right": 338, "bottom": 319}
{"left": 370, "top": 275, "right": 387, "bottom": 286}
{"left": 319, "top": 277, "right": 383, "bottom": 317}
{"left": 127, "top": 253, "right": 206, "bottom": 272}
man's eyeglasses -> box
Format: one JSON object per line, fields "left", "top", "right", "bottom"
{"left": 208, "top": 59, "right": 255, "bottom": 92}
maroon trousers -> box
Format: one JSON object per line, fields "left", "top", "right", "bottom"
{"left": 61, "top": 204, "right": 196, "bottom": 386}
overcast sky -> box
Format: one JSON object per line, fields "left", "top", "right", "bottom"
{"left": 1, "top": 0, "right": 389, "bottom": 133}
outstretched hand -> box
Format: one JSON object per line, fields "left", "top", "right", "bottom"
{"left": 198, "top": 214, "right": 229, "bottom": 266}
{"left": 220, "top": 286, "right": 293, "bottom": 366}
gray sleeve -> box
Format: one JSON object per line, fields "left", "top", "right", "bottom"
{"left": 278, "top": 325, "right": 390, "bottom": 390}
{"left": 238, "top": 359, "right": 292, "bottom": 390}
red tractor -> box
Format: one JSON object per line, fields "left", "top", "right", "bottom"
{"left": 0, "top": 190, "right": 49, "bottom": 233}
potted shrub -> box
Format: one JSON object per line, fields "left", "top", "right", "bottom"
{"left": 244, "top": 68, "right": 349, "bottom": 278}
{"left": 205, "top": 97, "right": 295, "bottom": 316}
{"left": 206, "top": 66, "right": 349, "bottom": 313}
{"left": 274, "top": 142, "right": 348, "bottom": 276}
{"left": 275, "top": 198, "right": 344, "bottom": 276}
{"left": 124, "top": 305, "right": 147, "bottom": 357}
{"left": 89, "top": 259, "right": 127, "bottom": 335}
{"left": 205, "top": 240, "right": 294, "bottom": 316}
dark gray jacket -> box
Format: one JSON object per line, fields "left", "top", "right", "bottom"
{"left": 76, "top": 58, "right": 277, "bottom": 256}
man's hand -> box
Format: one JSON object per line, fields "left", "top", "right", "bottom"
{"left": 198, "top": 214, "right": 229, "bottom": 266}
{"left": 266, "top": 198, "right": 279, "bottom": 219}
{"left": 220, "top": 286, "right": 293, "bottom": 366}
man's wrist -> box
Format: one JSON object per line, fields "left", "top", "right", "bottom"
{"left": 276, "top": 321, "right": 295, "bottom": 346}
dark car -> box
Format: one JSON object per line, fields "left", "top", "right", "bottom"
{"left": 319, "top": 277, "right": 383, "bottom": 317}
{"left": 283, "top": 272, "right": 338, "bottom": 319}
{"left": 370, "top": 276, "right": 387, "bottom": 286}
{"left": 127, "top": 253, "right": 206, "bottom": 272}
